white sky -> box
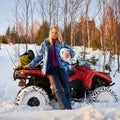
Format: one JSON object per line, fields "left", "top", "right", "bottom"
{"left": 0, "top": 0, "right": 16, "bottom": 35}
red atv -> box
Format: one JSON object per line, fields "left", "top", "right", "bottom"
{"left": 13, "top": 61, "right": 118, "bottom": 107}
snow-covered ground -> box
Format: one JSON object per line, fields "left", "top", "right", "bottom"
{"left": 0, "top": 44, "right": 120, "bottom": 120}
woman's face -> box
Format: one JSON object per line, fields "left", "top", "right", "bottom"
{"left": 51, "top": 28, "right": 58, "bottom": 40}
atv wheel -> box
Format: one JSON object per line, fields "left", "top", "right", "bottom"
{"left": 15, "top": 86, "right": 50, "bottom": 107}
{"left": 88, "top": 87, "right": 118, "bottom": 102}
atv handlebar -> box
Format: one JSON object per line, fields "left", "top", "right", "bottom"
{"left": 70, "top": 60, "right": 91, "bottom": 69}
{"left": 109, "top": 82, "right": 115, "bottom": 86}
{"left": 13, "top": 66, "right": 41, "bottom": 81}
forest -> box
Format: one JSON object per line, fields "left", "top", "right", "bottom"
{"left": 0, "top": 0, "right": 120, "bottom": 72}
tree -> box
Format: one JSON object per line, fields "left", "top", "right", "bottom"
{"left": 85, "top": 0, "right": 91, "bottom": 48}
{"left": 114, "top": 0, "right": 120, "bottom": 72}
{"left": 38, "top": 0, "right": 61, "bottom": 28}
{"left": 68, "top": 0, "right": 83, "bottom": 46}
{"left": 15, "top": 0, "right": 36, "bottom": 51}
{"left": 11, "top": 26, "right": 18, "bottom": 43}
{"left": 5, "top": 26, "right": 11, "bottom": 43}
{"left": 5, "top": 26, "right": 11, "bottom": 36}
{"left": 63, "top": 24, "right": 71, "bottom": 45}
{"left": 0, "top": 35, "right": 2, "bottom": 49}
{"left": 35, "top": 21, "right": 49, "bottom": 45}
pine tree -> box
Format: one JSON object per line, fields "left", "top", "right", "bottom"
{"left": 5, "top": 26, "right": 11, "bottom": 36}
{"left": 35, "top": 21, "right": 49, "bottom": 45}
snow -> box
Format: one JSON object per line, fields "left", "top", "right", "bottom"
{"left": 0, "top": 44, "right": 120, "bottom": 120}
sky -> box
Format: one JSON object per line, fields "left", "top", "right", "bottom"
{"left": 0, "top": 0, "right": 16, "bottom": 35}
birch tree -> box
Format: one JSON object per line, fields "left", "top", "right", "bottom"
{"left": 38, "top": 0, "right": 60, "bottom": 28}
{"left": 68, "top": 0, "right": 83, "bottom": 46}
{"left": 113, "top": 0, "right": 120, "bottom": 72}
{"left": 15, "top": 0, "right": 36, "bottom": 51}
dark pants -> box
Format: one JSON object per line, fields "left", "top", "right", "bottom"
{"left": 47, "top": 66, "right": 71, "bottom": 109}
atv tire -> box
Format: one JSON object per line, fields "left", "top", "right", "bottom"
{"left": 15, "top": 86, "right": 50, "bottom": 107}
{"left": 88, "top": 87, "right": 118, "bottom": 102}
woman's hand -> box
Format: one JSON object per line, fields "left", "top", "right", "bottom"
{"left": 23, "top": 65, "right": 29, "bottom": 69}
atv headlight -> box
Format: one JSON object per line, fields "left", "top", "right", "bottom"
{"left": 13, "top": 70, "right": 26, "bottom": 79}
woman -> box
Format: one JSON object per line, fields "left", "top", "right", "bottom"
{"left": 24, "top": 27, "right": 75, "bottom": 109}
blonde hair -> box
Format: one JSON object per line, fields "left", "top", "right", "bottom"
{"left": 47, "top": 26, "right": 63, "bottom": 45}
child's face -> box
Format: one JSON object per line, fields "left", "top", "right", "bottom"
{"left": 51, "top": 28, "right": 58, "bottom": 40}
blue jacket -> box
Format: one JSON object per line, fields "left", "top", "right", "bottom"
{"left": 28, "top": 40, "right": 75, "bottom": 74}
